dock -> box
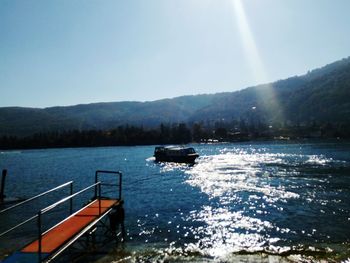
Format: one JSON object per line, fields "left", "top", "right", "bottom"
{"left": 0, "top": 170, "right": 123, "bottom": 263}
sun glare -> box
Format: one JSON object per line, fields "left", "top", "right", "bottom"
{"left": 231, "top": 0, "right": 266, "bottom": 82}
{"left": 231, "top": 0, "right": 283, "bottom": 122}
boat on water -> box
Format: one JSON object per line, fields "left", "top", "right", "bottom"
{"left": 154, "top": 146, "right": 199, "bottom": 163}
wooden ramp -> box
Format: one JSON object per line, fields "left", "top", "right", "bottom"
{"left": 0, "top": 170, "right": 123, "bottom": 263}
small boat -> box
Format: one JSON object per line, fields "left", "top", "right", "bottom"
{"left": 154, "top": 146, "right": 199, "bottom": 163}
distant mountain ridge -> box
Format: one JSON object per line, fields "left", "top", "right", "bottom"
{"left": 1, "top": 56, "right": 350, "bottom": 137}
{"left": 0, "top": 95, "right": 227, "bottom": 136}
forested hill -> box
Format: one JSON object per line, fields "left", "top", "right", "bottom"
{"left": 189, "top": 56, "right": 350, "bottom": 125}
{"left": 1, "top": 56, "right": 350, "bottom": 137}
{"left": 0, "top": 95, "right": 227, "bottom": 137}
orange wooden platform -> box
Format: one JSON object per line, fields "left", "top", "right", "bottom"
{"left": 22, "top": 199, "right": 119, "bottom": 254}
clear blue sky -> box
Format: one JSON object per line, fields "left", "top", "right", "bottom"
{"left": 1, "top": 0, "right": 350, "bottom": 108}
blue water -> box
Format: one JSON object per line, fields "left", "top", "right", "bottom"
{"left": 1, "top": 141, "right": 350, "bottom": 262}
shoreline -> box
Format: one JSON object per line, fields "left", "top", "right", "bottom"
{"left": 1, "top": 137, "right": 349, "bottom": 151}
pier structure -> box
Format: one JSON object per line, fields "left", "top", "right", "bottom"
{"left": 0, "top": 169, "right": 7, "bottom": 203}
{"left": 0, "top": 170, "right": 123, "bottom": 263}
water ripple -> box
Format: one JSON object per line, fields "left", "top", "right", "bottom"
{"left": 181, "top": 146, "right": 350, "bottom": 259}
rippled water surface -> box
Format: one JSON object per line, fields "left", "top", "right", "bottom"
{"left": 1, "top": 141, "right": 350, "bottom": 262}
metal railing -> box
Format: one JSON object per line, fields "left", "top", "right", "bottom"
{"left": 0, "top": 170, "right": 123, "bottom": 263}
{"left": 37, "top": 182, "right": 101, "bottom": 262}
{"left": 95, "top": 170, "right": 122, "bottom": 200}
{"left": 0, "top": 181, "right": 73, "bottom": 237}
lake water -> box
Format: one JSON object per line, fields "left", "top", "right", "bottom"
{"left": 1, "top": 141, "right": 350, "bottom": 262}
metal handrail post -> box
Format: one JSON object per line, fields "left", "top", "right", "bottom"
{"left": 95, "top": 171, "right": 98, "bottom": 199}
{"left": 38, "top": 211, "right": 42, "bottom": 263}
{"left": 69, "top": 182, "right": 73, "bottom": 214}
{"left": 98, "top": 183, "right": 101, "bottom": 216}
{"left": 119, "top": 172, "right": 122, "bottom": 200}
{"left": 0, "top": 169, "right": 7, "bottom": 201}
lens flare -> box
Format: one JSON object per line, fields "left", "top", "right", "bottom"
{"left": 231, "top": 0, "right": 283, "bottom": 123}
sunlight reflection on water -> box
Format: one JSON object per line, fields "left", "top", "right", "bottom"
{"left": 186, "top": 150, "right": 301, "bottom": 201}
{"left": 2, "top": 144, "right": 350, "bottom": 262}
{"left": 181, "top": 147, "right": 348, "bottom": 258}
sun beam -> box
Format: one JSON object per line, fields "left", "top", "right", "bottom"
{"left": 231, "top": 0, "right": 284, "bottom": 124}
{"left": 231, "top": 0, "right": 266, "bottom": 82}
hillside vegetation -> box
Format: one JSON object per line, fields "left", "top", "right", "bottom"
{"left": 1, "top": 56, "right": 350, "bottom": 139}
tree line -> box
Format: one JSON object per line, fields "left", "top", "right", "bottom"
{"left": 1, "top": 121, "right": 350, "bottom": 150}
{"left": 0, "top": 123, "right": 194, "bottom": 150}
